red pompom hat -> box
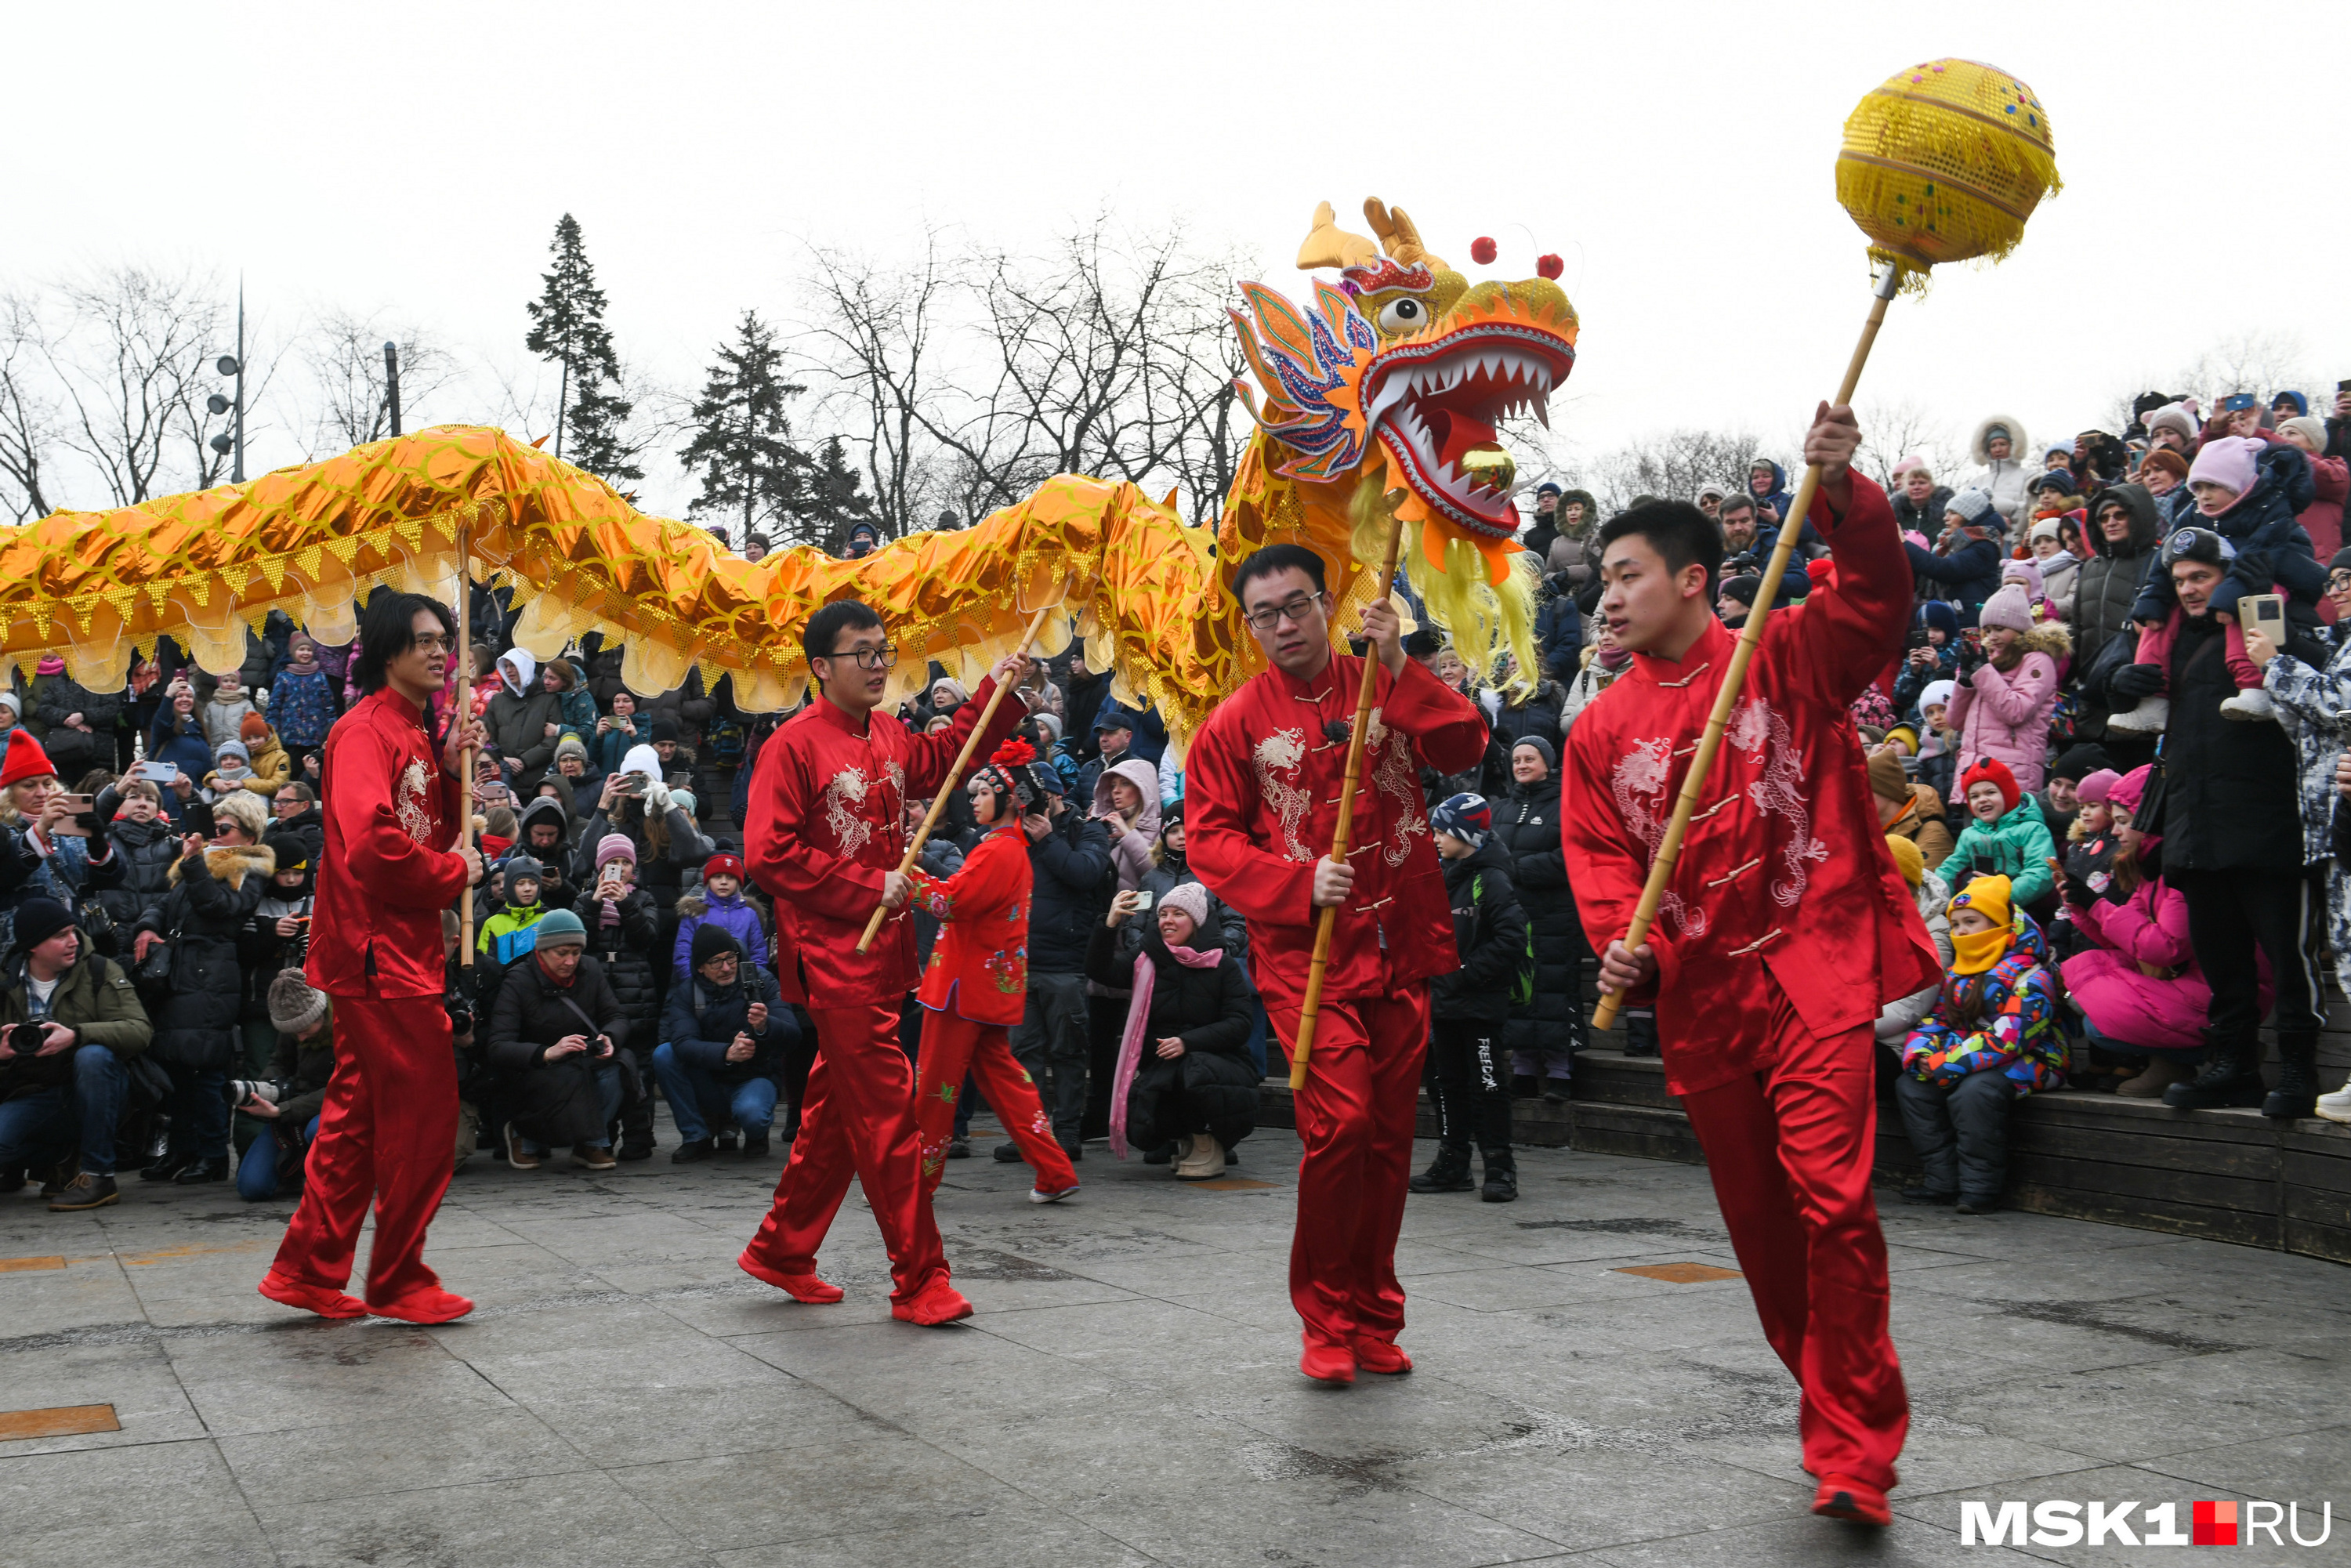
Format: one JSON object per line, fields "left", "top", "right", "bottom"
{"left": 1958, "top": 756, "right": 2020, "bottom": 813}
{"left": 0, "top": 727, "right": 57, "bottom": 791}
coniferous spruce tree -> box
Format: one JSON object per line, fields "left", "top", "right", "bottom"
{"left": 800, "top": 436, "right": 878, "bottom": 554}
{"left": 679, "top": 310, "right": 809, "bottom": 547}
{"left": 523, "top": 213, "right": 640, "bottom": 483}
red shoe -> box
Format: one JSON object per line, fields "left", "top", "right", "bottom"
{"left": 1813, "top": 1475, "right": 1891, "bottom": 1526}
{"left": 1352, "top": 1338, "right": 1412, "bottom": 1374}
{"left": 258, "top": 1272, "right": 366, "bottom": 1320}
{"left": 737, "top": 1251, "right": 844, "bottom": 1303}
{"left": 1300, "top": 1341, "right": 1357, "bottom": 1385}
{"left": 365, "top": 1287, "right": 475, "bottom": 1324}
{"left": 889, "top": 1278, "right": 974, "bottom": 1326}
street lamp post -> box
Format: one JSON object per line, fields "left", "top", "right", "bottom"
{"left": 383, "top": 341, "right": 402, "bottom": 438}
{"left": 210, "top": 282, "right": 246, "bottom": 483}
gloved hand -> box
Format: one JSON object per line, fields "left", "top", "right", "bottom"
{"left": 639, "top": 779, "right": 672, "bottom": 815}
{"left": 2108, "top": 662, "right": 2166, "bottom": 701}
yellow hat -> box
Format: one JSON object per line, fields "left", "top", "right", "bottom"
{"left": 1884, "top": 833, "right": 1924, "bottom": 889}
{"left": 1947, "top": 875, "right": 2016, "bottom": 976}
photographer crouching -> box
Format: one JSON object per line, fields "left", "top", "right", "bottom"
{"left": 486, "top": 907, "right": 630, "bottom": 1171}
{"left": 0, "top": 897, "right": 154, "bottom": 1211}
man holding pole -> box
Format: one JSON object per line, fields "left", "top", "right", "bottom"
{"left": 1186, "top": 545, "right": 1486, "bottom": 1385}
{"left": 261, "top": 592, "right": 485, "bottom": 1325}
{"left": 738, "top": 599, "right": 1031, "bottom": 1326}
{"left": 1560, "top": 404, "right": 1938, "bottom": 1526}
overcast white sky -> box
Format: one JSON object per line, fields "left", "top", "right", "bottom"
{"left": 10, "top": 1, "right": 2349, "bottom": 516}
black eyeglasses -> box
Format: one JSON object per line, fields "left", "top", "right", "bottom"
{"left": 1241, "top": 592, "right": 1325, "bottom": 632}
{"left": 820, "top": 642, "right": 898, "bottom": 670}
{"left": 2330, "top": 572, "right": 2351, "bottom": 592}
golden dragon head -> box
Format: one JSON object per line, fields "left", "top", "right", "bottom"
{"left": 1230, "top": 197, "right": 1579, "bottom": 585}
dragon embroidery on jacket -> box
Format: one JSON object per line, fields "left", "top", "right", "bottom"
{"left": 822, "top": 767, "right": 875, "bottom": 859}
{"left": 1610, "top": 737, "right": 1704, "bottom": 939}
{"left": 1364, "top": 708, "right": 1427, "bottom": 867}
{"left": 1253, "top": 728, "right": 1313, "bottom": 861}
{"left": 394, "top": 759, "right": 434, "bottom": 847}
{"left": 1727, "top": 697, "right": 1826, "bottom": 906}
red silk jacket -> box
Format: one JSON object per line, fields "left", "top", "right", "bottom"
{"left": 908, "top": 823, "right": 1031, "bottom": 1026}
{"left": 306, "top": 686, "right": 469, "bottom": 999}
{"left": 1560, "top": 473, "right": 1942, "bottom": 1095}
{"left": 744, "top": 682, "right": 1023, "bottom": 1007}
{"left": 1188, "top": 652, "right": 1487, "bottom": 1008}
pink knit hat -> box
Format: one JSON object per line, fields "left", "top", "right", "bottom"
{"left": 2000, "top": 557, "right": 2045, "bottom": 599}
{"left": 2186, "top": 435, "right": 2261, "bottom": 498}
{"left": 2107, "top": 765, "right": 2153, "bottom": 817}
{"left": 1976, "top": 584, "right": 2034, "bottom": 633}
{"left": 594, "top": 834, "right": 638, "bottom": 871}
{"left": 2074, "top": 768, "right": 2121, "bottom": 806}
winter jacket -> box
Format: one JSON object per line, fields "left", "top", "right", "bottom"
{"left": 1559, "top": 655, "right": 1627, "bottom": 733}
{"left": 1945, "top": 623, "right": 2070, "bottom": 800}
{"left": 1947, "top": 798, "right": 2057, "bottom": 909}
{"left": 1904, "top": 531, "right": 2004, "bottom": 622}
{"left": 1891, "top": 483, "right": 1953, "bottom": 543}
{"left": 135, "top": 842, "right": 272, "bottom": 1071}
{"left": 484, "top": 683, "right": 564, "bottom": 789}
{"left": 1969, "top": 415, "right": 2034, "bottom": 528}
{"left": 98, "top": 815, "right": 180, "bottom": 933}
{"left": 266, "top": 1008, "right": 337, "bottom": 1130}
{"left": 582, "top": 886, "right": 661, "bottom": 1050}
{"left": 2296, "top": 450, "right": 2348, "bottom": 564}
{"left": 235, "top": 733, "right": 291, "bottom": 798}
{"left": 1875, "top": 867, "right": 1952, "bottom": 1043}
{"left": 263, "top": 806, "right": 324, "bottom": 875}
{"left": 575, "top": 798, "right": 712, "bottom": 909}
{"left": 2073, "top": 483, "right": 2162, "bottom": 678}
{"left": 1119, "top": 849, "right": 1246, "bottom": 970}
{"left": 641, "top": 672, "right": 715, "bottom": 748}
{"left": 1882, "top": 781, "right": 1958, "bottom": 871}
{"left": 2061, "top": 869, "right": 2251, "bottom": 1052}
{"left": 270, "top": 664, "right": 337, "bottom": 748}
{"left": 1549, "top": 491, "right": 1599, "bottom": 587}
{"left": 2037, "top": 552, "right": 2081, "bottom": 625}
{"left": 1535, "top": 577, "right": 1585, "bottom": 684}
{"left": 1482, "top": 682, "right": 1567, "bottom": 775}
{"left": 1083, "top": 918, "right": 1255, "bottom": 1061}
{"left": 486, "top": 952, "right": 629, "bottom": 1148}
{"left": 147, "top": 713, "right": 215, "bottom": 805}
{"left": 1088, "top": 758, "right": 1163, "bottom": 894}
{"left": 592, "top": 712, "right": 649, "bottom": 780}
{"left": 0, "top": 943, "right": 151, "bottom": 1103}
{"left": 2131, "top": 442, "right": 2327, "bottom": 621}
{"left": 2163, "top": 609, "right": 2325, "bottom": 872}
{"left": 29, "top": 674, "right": 121, "bottom": 781}
{"left": 672, "top": 887, "right": 767, "bottom": 975}
{"left": 2260, "top": 625, "right": 2351, "bottom": 865}
{"left": 1902, "top": 911, "right": 2063, "bottom": 1094}
{"left": 0, "top": 814, "right": 122, "bottom": 946}
{"left": 1429, "top": 841, "right": 1527, "bottom": 1024}
{"left": 1026, "top": 806, "right": 1114, "bottom": 974}
{"left": 1491, "top": 774, "right": 1581, "bottom": 1056}
{"left": 200, "top": 693, "right": 255, "bottom": 753}
{"left": 661, "top": 934, "right": 790, "bottom": 1085}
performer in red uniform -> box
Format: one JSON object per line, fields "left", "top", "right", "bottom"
{"left": 1187, "top": 545, "right": 1487, "bottom": 1385}
{"left": 1561, "top": 404, "right": 1940, "bottom": 1526}
{"left": 906, "top": 740, "right": 1080, "bottom": 1202}
{"left": 262, "top": 592, "right": 484, "bottom": 1324}
{"left": 739, "top": 599, "right": 1030, "bottom": 1325}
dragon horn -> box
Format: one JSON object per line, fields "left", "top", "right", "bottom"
{"left": 1363, "top": 197, "right": 1450, "bottom": 273}
{"left": 1297, "top": 201, "right": 1381, "bottom": 271}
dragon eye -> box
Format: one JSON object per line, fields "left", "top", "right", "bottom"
{"left": 1375, "top": 297, "right": 1425, "bottom": 333}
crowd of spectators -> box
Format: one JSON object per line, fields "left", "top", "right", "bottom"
{"left": 5, "top": 389, "right": 2349, "bottom": 1222}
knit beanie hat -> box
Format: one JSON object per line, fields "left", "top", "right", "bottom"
{"left": 267, "top": 969, "right": 329, "bottom": 1034}
{"left": 2000, "top": 557, "right": 2044, "bottom": 599}
{"left": 1510, "top": 734, "right": 1557, "bottom": 772}
{"left": 240, "top": 712, "right": 270, "bottom": 744}
{"left": 2048, "top": 744, "right": 2113, "bottom": 784}
{"left": 2146, "top": 404, "right": 2197, "bottom": 444}
{"left": 2107, "top": 764, "right": 2153, "bottom": 819}
{"left": 553, "top": 733, "right": 590, "bottom": 766}
{"left": 2186, "top": 435, "right": 2261, "bottom": 498}
{"left": 1158, "top": 880, "right": 1211, "bottom": 933}
{"left": 2273, "top": 389, "right": 2309, "bottom": 418}
{"left": 1976, "top": 584, "right": 2034, "bottom": 633}
{"left": 703, "top": 853, "right": 744, "bottom": 884}
{"left": 503, "top": 855, "right": 543, "bottom": 892}
{"left": 1947, "top": 875, "right": 2016, "bottom": 976}
{"left": 1919, "top": 679, "right": 1956, "bottom": 715}
{"left": 1883, "top": 833, "right": 1925, "bottom": 889}
{"left": 1960, "top": 756, "right": 2021, "bottom": 813}
{"left": 12, "top": 896, "right": 73, "bottom": 954}
{"left": 0, "top": 727, "right": 56, "bottom": 790}
{"left": 2280, "top": 415, "right": 2327, "bottom": 452}
{"left": 1430, "top": 792, "right": 1492, "bottom": 849}
{"left": 1919, "top": 601, "right": 1959, "bottom": 638}
{"left": 2074, "top": 768, "right": 2121, "bottom": 806}
{"left": 669, "top": 790, "right": 697, "bottom": 819}
{"left": 650, "top": 717, "right": 680, "bottom": 744}
{"left": 2028, "top": 518, "right": 2063, "bottom": 546}
{"left": 618, "top": 743, "right": 661, "bottom": 781}
{"left": 594, "top": 834, "right": 637, "bottom": 871}
{"left": 690, "top": 920, "right": 741, "bottom": 972}
{"left": 1720, "top": 574, "right": 1762, "bottom": 607}
{"left": 1946, "top": 487, "right": 1997, "bottom": 524}
{"left": 532, "top": 907, "right": 587, "bottom": 946}
{"left": 1865, "top": 748, "right": 1910, "bottom": 804}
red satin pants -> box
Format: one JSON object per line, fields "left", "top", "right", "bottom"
{"left": 1270, "top": 987, "right": 1429, "bottom": 1352}
{"left": 267, "top": 989, "right": 457, "bottom": 1308}
{"left": 1677, "top": 986, "right": 1911, "bottom": 1492}
{"left": 914, "top": 1009, "right": 1076, "bottom": 1196}
{"left": 744, "top": 1001, "right": 948, "bottom": 1304}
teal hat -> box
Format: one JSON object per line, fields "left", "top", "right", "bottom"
{"left": 533, "top": 907, "right": 587, "bottom": 947}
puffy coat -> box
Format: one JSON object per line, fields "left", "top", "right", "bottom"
{"left": 1969, "top": 415, "right": 2035, "bottom": 527}
{"left": 1905, "top": 531, "right": 2005, "bottom": 622}
{"left": 1429, "top": 840, "right": 1527, "bottom": 1025}
{"left": 486, "top": 952, "right": 629, "bottom": 1148}
{"left": 1491, "top": 775, "right": 1581, "bottom": 1056}
{"left": 2061, "top": 869, "right": 2257, "bottom": 1052}
{"left": 1535, "top": 577, "right": 1585, "bottom": 684}
{"left": 1121, "top": 848, "right": 1245, "bottom": 969}
{"left": 661, "top": 932, "right": 791, "bottom": 1085}
{"left": 2038, "top": 552, "right": 2082, "bottom": 625}
{"left": 2163, "top": 609, "right": 2324, "bottom": 872}
{"left": 583, "top": 887, "right": 663, "bottom": 1048}
{"left": 264, "top": 804, "right": 324, "bottom": 873}
{"left": 29, "top": 674, "right": 121, "bottom": 781}
{"left": 134, "top": 842, "right": 272, "bottom": 1071}
{"left": 1891, "top": 483, "right": 1953, "bottom": 542}
{"left": 1947, "top": 797, "right": 2058, "bottom": 909}
{"left": 2132, "top": 444, "right": 2326, "bottom": 623}
{"left": 269, "top": 664, "right": 337, "bottom": 748}
{"left": 1882, "top": 781, "right": 1958, "bottom": 870}
{"left": 1945, "top": 622, "right": 2070, "bottom": 800}
{"left": 1875, "top": 867, "right": 1953, "bottom": 1042}
{"left": 2073, "top": 483, "right": 2162, "bottom": 678}
{"left": 1483, "top": 683, "right": 1566, "bottom": 774}
{"left": 99, "top": 814, "right": 181, "bottom": 932}
{"left": 1027, "top": 807, "right": 1113, "bottom": 974}
{"left": 1083, "top": 915, "right": 1258, "bottom": 1149}
{"left": 1901, "top": 911, "right": 2064, "bottom": 1095}
{"left": 1089, "top": 758, "right": 1163, "bottom": 893}
{"left": 485, "top": 650, "right": 565, "bottom": 787}
{"left": 672, "top": 887, "right": 766, "bottom": 975}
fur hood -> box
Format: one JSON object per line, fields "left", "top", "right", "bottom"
{"left": 1970, "top": 415, "right": 2030, "bottom": 466}
{"left": 2020, "top": 621, "right": 2073, "bottom": 661}
{"left": 165, "top": 842, "right": 276, "bottom": 889}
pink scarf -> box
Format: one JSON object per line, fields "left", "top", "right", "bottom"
{"left": 1109, "top": 936, "right": 1225, "bottom": 1159}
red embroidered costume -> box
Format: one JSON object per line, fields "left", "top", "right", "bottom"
{"left": 1187, "top": 652, "right": 1486, "bottom": 1359}
{"left": 1560, "top": 473, "right": 1940, "bottom": 1494}
{"left": 265, "top": 686, "right": 470, "bottom": 1317}
{"left": 739, "top": 682, "right": 1022, "bottom": 1305}
{"left": 907, "top": 822, "right": 1076, "bottom": 1194}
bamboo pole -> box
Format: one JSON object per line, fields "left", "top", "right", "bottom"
{"left": 854, "top": 600, "right": 1059, "bottom": 955}
{"left": 1286, "top": 516, "right": 1407, "bottom": 1092}
{"left": 1591, "top": 267, "right": 1900, "bottom": 1031}
{"left": 455, "top": 523, "right": 477, "bottom": 969}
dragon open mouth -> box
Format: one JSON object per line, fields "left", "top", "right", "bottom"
{"left": 1360, "top": 325, "right": 1573, "bottom": 539}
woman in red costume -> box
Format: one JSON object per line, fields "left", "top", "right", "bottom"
{"left": 1560, "top": 404, "right": 1940, "bottom": 1528}
{"left": 906, "top": 739, "right": 1081, "bottom": 1203}
{"left": 261, "top": 592, "right": 484, "bottom": 1324}
{"left": 737, "top": 599, "right": 1030, "bottom": 1326}
{"left": 1186, "top": 544, "right": 1487, "bottom": 1386}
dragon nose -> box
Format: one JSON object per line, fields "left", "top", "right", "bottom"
{"left": 1462, "top": 444, "right": 1516, "bottom": 496}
